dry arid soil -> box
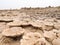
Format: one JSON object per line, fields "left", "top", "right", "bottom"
{"left": 0, "top": 7, "right": 60, "bottom": 45}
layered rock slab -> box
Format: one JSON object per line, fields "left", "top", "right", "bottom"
{"left": 2, "top": 27, "right": 25, "bottom": 37}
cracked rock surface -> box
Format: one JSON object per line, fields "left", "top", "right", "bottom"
{"left": 0, "top": 7, "right": 60, "bottom": 45}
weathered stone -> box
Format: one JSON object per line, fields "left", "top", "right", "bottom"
{"left": 43, "top": 21, "right": 54, "bottom": 31}
{"left": 52, "top": 29, "right": 59, "bottom": 33}
{"left": 52, "top": 38, "right": 60, "bottom": 45}
{"left": 0, "top": 7, "right": 60, "bottom": 45}
{"left": 20, "top": 32, "right": 44, "bottom": 45}
{"left": 7, "top": 21, "right": 30, "bottom": 27}
{"left": 7, "top": 22, "right": 21, "bottom": 27}
{"left": 42, "top": 25, "right": 53, "bottom": 30}
{"left": 0, "top": 17, "right": 13, "bottom": 22}
{"left": 0, "top": 22, "right": 6, "bottom": 33}
{"left": 43, "top": 21, "right": 54, "bottom": 26}
{"left": 2, "top": 27, "right": 25, "bottom": 37}
{"left": 44, "top": 18, "right": 57, "bottom": 22}
{"left": 54, "top": 23, "right": 60, "bottom": 29}
{"left": 29, "top": 21, "right": 53, "bottom": 30}
{"left": 57, "top": 30, "right": 60, "bottom": 38}
{"left": 44, "top": 31, "right": 56, "bottom": 41}
{"left": 29, "top": 21, "right": 44, "bottom": 28}
{"left": 20, "top": 32, "right": 51, "bottom": 45}
{"left": 38, "top": 38, "right": 52, "bottom": 45}
{"left": 0, "top": 36, "right": 20, "bottom": 45}
{"left": 56, "top": 20, "right": 60, "bottom": 23}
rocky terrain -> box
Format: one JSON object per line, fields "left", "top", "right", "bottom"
{"left": 0, "top": 7, "right": 60, "bottom": 45}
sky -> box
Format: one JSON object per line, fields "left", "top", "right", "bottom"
{"left": 0, "top": 0, "right": 60, "bottom": 9}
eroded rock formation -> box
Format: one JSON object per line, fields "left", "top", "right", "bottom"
{"left": 0, "top": 7, "right": 60, "bottom": 45}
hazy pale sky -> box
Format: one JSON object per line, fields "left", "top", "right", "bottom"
{"left": 0, "top": 0, "right": 60, "bottom": 9}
